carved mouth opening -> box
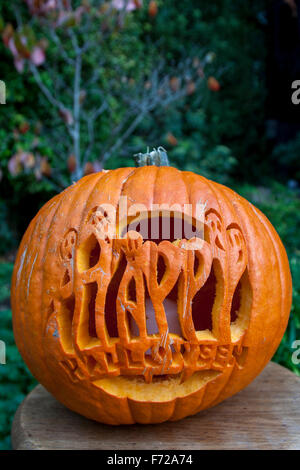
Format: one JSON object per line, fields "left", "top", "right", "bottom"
{"left": 93, "top": 369, "right": 221, "bottom": 401}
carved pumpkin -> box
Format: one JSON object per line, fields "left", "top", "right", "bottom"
{"left": 11, "top": 149, "right": 292, "bottom": 425}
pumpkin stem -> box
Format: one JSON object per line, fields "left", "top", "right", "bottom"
{"left": 134, "top": 147, "right": 170, "bottom": 167}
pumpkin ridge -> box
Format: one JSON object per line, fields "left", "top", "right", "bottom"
{"left": 246, "top": 202, "right": 292, "bottom": 354}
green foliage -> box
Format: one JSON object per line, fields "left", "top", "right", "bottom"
{"left": 0, "top": 202, "right": 15, "bottom": 255}
{"left": 271, "top": 133, "right": 300, "bottom": 182}
{"left": 0, "top": 263, "right": 36, "bottom": 450}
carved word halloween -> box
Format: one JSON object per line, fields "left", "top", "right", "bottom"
{"left": 61, "top": 344, "right": 248, "bottom": 382}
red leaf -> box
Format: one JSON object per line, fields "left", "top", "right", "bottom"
{"left": 166, "top": 132, "right": 178, "bottom": 146}
{"left": 84, "top": 162, "right": 95, "bottom": 175}
{"left": 2, "top": 24, "right": 14, "bottom": 47}
{"left": 67, "top": 154, "right": 76, "bottom": 173}
{"left": 148, "top": 1, "right": 158, "bottom": 18}
{"left": 207, "top": 76, "right": 221, "bottom": 92}
{"left": 19, "top": 122, "right": 30, "bottom": 134}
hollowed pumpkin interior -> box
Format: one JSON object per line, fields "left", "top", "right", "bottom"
{"left": 120, "top": 210, "right": 203, "bottom": 243}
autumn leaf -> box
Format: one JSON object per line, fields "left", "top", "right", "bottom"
{"left": 14, "top": 34, "right": 31, "bottom": 59}
{"left": 148, "top": 1, "right": 158, "bottom": 18}
{"left": 84, "top": 162, "right": 95, "bottom": 175}
{"left": 67, "top": 154, "right": 77, "bottom": 173}
{"left": 2, "top": 23, "right": 14, "bottom": 47}
{"left": 207, "top": 76, "right": 220, "bottom": 92}
{"left": 169, "top": 76, "right": 179, "bottom": 92}
{"left": 19, "top": 122, "right": 30, "bottom": 134}
{"left": 166, "top": 132, "right": 178, "bottom": 146}
{"left": 40, "top": 157, "right": 52, "bottom": 177}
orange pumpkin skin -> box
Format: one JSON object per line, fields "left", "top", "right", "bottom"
{"left": 11, "top": 166, "right": 292, "bottom": 425}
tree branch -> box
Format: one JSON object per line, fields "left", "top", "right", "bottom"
{"left": 101, "top": 111, "right": 146, "bottom": 164}
{"left": 73, "top": 52, "right": 82, "bottom": 179}
{"left": 82, "top": 101, "right": 108, "bottom": 165}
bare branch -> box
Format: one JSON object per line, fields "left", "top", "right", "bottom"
{"left": 83, "top": 101, "right": 108, "bottom": 164}
{"left": 98, "top": 58, "right": 204, "bottom": 164}
{"left": 101, "top": 111, "right": 146, "bottom": 164}
{"left": 73, "top": 53, "right": 82, "bottom": 179}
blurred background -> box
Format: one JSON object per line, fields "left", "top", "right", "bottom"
{"left": 0, "top": 0, "right": 300, "bottom": 449}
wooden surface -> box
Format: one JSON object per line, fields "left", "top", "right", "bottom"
{"left": 11, "top": 362, "right": 300, "bottom": 450}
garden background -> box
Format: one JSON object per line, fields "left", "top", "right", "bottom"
{"left": 1, "top": 0, "right": 300, "bottom": 449}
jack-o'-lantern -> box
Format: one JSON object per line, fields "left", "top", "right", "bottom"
{"left": 11, "top": 148, "right": 292, "bottom": 424}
